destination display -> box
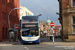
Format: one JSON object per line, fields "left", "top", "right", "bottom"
{"left": 22, "top": 25, "right": 38, "bottom": 28}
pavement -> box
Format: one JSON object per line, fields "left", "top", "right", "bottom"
{"left": 0, "top": 38, "right": 75, "bottom": 47}
{"left": 40, "top": 37, "right": 63, "bottom": 42}
{"left": 40, "top": 38, "right": 75, "bottom": 47}
{"left": 0, "top": 41, "right": 75, "bottom": 50}
{"left": 0, "top": 40, "right": 21, "bottom": 46}
{"left": 42, "top": 42, "right": 75, "bottom": 46}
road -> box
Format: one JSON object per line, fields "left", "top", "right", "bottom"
{"left": 0, "top": 38, "right": 75, "bottom": 50}
{"left": 0, "top": 43, "right": 75, "bottom": 50}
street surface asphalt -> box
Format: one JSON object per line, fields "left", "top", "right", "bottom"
{"left": 0, "top": 38, "right": 75, "bottom": 50}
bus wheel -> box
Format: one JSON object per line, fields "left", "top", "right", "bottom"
{"left": 23, "top": 43, "right": 25, "bottom": 45}
{"left": 37, "top": 43, "right": 40, "bottom": 44}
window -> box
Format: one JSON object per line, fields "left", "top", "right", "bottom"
{"left": 18, "top": 18, "right": 19, "bottom": 23}
{"left": 14, "top": 16, "right": 16, "bottom": 22}
{"left": 72, "top": 17, "right": 75, "bottom": 33}
{"left": 43, "top": 25, "right": 45, "bottom": 27}
{"left": 17, "top": 17, "right": 18, "bottom": 23}
{"left": 22, "top": 29, "right": 39, "bottom": 36}
{"left": 73, "top": 25, "right": 75, "bottom": 33}
{"left": 73, "top": 17, "right": 75, "bottom": 24}
{"left": 28, "top": 13, "right": 29, "bottom": 15}
{"left": 26, "top": 12, "right": 27, "bottom": 15}
{"left": 73, "top": 0, "right": 75, "bottom": 6}
{"left": 2, "top": 27, "right": 4, "bottom": 40}
{"left": 5, "top": 28, "right": 7, "bottom": 40}
{"left": 14, "top": 5, "right": 15, "bottom": 8}
{"left": 7, "top": 3, "right": 12, "bottom": 8}
{"left": 9, "top": 15, "right": 12, "bottom": 21}
{"left": 2, "top": 0, "right": 5, "bottom": 5}
{"left": 9, "top": 0, "right": 12, "bottom": 3}
{"left": 15, "top": 17, "right": 16, "bottom": 22}
{"left": 2, "top": 12, "right": 6, "bottom": 20}
{"left": 22, "top": 16, "right": 38, "bottom": 22}
{"left": 7, "top": 0, "right": 12, "bottom": 8}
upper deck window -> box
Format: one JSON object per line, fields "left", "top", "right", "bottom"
{"left": 22, "top": 16, "right": 38, "bottom": 23}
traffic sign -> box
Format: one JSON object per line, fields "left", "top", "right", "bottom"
{"left": 14, "top": 24, "right": 19, "bottom": 31}
{"left": 50, "top": 22, "right": 54, "bottom": 27}
{"left": 50, "top": 22, "right": 55, "bottom": 28}
{"left": 15, "top": 26, "right": 19, "bottom": 29}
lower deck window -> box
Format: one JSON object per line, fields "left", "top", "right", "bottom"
{"left": 22, "top": 29, "right": 39, "bottom": 36}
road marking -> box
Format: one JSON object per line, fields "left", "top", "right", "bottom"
{"left": 24, "top": 47, "right": 29, "bottom": 50}
{"left": 55, "top": 46, "right": 75, "bottom": 49}
{"left": 0, "top": 44, "right": 12, "bottom": 46}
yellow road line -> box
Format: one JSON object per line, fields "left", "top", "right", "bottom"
{"left": 0, "top": 44, "right": 12, "bottom": 46}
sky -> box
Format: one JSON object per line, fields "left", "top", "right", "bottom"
{"left": 20, "top": 0, "right": 60, "bottom": 25}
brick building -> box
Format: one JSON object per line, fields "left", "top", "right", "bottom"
{"left": 58, "top": 0, "right": 75, "bottom": 41}
{"left": 53, "top": 25, "right": 61, "bottom": 36}
{"left": 0, "top": 0, "right": 20, "bottom": 41}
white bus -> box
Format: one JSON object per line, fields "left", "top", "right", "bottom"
{"left": 21, "top": 16, "right": 40, "bottom": 44}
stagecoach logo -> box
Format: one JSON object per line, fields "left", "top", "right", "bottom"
{"left": 28, "top": 38, "right": 33, "bottom": 39}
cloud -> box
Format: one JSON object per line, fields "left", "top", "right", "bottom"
{"left": 20, "top": 0, "right": 60, "bottom": 25}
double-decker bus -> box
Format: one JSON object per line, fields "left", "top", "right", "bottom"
{"left": 21, "top": 16, "right": 40, "bottom": 44}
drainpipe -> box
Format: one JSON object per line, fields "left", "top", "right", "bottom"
{"left": 69, "top": 0, "right": 71, "bottom": 7}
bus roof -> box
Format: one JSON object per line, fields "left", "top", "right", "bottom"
{"left": 22, "top": 15, "right": 38, "bottom": 17}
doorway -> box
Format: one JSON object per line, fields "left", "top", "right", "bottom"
{"left": 5, "top": 27, "right": 7, "bottom": 40}
{"left": 2, "top": 27, "right": 4, "bottom": 41}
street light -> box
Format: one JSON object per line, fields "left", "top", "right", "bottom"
{"left": 56, "top": 12, "right": 60, "bottom": 15}
{"left": 8, "top": 8, "right": 21, "bottom": 29}
{"left": 37, "top": 14, "right": 42, "bottom": 16}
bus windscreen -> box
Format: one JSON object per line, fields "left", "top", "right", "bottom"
{"left": 22, "top": 16, "right": 38, "bottom": 28}
{"left": 22, "top": 16, "right": 38, "bottom": 23}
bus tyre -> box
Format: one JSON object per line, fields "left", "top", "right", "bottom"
{"left": 37, "top": 43, "right": 40, "bottom": 44}
{"left": 23, "top": 43, "right": 25, "bottom": 45}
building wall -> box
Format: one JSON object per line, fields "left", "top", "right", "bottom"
{"left": 20, "top": 6, "right": 34, "bottom": 20}
{"left": 40, "top": 21, "right": 47, "bottom": 31}
{"left": 58, "top": 0, "right": 75, "bottom": 41}
{"left": 40, "top": 21, "right": 43, "bottom": 31}
{"left": 0, "top": 0, "right": 20, "bottom": 41}
{"left": 53, "top": 25, "right": 61, "bottom": 36}
{"left": 62, "top": 0, "right": 69, "bottom": 9}
{"left": 40, "top": 21, "right": 53, "bottom": 36}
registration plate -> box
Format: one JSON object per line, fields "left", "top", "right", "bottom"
{"left": 28, "top": 42, "right": 32, "bottom": 43}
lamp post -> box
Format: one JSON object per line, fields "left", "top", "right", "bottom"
{"left": 37, "top": 14, "right": 42, "bottom": 16}
{"left": 8, "top": 8, "right": 21, "bottom": 29}
{"left": 50, "top": 21, "right": 55, "bottom": 44}
{"left": 8, "top": 8, "right": 21, "bottom": 42}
